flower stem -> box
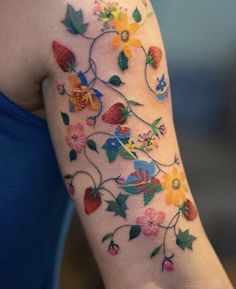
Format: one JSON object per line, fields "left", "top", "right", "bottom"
{"left": 84, "top": 146, "right": 103, "bottom": 184}
{"left": 112, "top": 224, "right": 134, "bottom": 240}
{"left": 162, "top": 210, "right": 181, "bottom": 259}
{"left": 141, "top": 45, "right": 156, "bottom": 95}
{"left": 100, "top": 187, "right": 117, "bottom": 200}
{"left": 71, "top": 170, "right": 97, "bottom": 188}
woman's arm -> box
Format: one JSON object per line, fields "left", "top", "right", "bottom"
{"left": 42, "top": 1, "right": 232, "bottom": 288}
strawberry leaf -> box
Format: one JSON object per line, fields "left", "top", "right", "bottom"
{"left": 118, "top": 51, "right": 128, "bottom": 71}
{"left": 101, "top": 233, "right": 113, "bottom": 243}
{"left": 150, "top": 244, "right": 162, "bottom": 258}
{"left": 64, "top": 174, "right": 73, "bottom": 179}
{"left": 133, "top": 7, "right": 142, "bottom": 23}
{"left": 61, "top": 112, "right": 70, "bottom": 126}
{"left": 129, "top": 225, "right": 141, "bottom": 240}
{"left": 69, "top": 149, "right": 77, "bottom": 161}
{"left": 151, "top": 117, "right": 162, "bottom": 127}
{"left": 127, "top": 100, "right": 143, "bottom": 106}
{"left": 109, "top": 75, "right": 123, "bottom": 86}
{"left": 87, "top": 140, "right": 99, "bottom": 154}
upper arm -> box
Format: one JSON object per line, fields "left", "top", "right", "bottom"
{"left": 41, "top": 1, "right": 232, "bottom": 288}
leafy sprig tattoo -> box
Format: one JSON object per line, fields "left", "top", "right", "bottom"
{"left": 52, "top": 0, "right": 198, "bottom": 272}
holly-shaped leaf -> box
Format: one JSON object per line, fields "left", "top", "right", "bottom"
{"left": 63, "top": 4, "right": 89, "bottom": 35}
{"left": 118, "top": 51, "right": 128, "bottom": 71}
{"left": 61, "top": 112, "right": 70, "bottom": 126}
{"left": 87, "top": 140, "right": 99, "bottom": 154}
{"left": 129, "top": 225, "right": 141, "bottom": 240}
{"left": 133, "top": 7, "right": 142, "bottom": 23}
{"left": 69, "top": 149, "right": 77, "bottom": 161}
{"left": 106, "top": 193, "right": 129, "bottom": 219}
{"left": 109, "top": 75, "right": 123, "bottom": 86}
{"left": 150, "top": 244, "right": 162, "bottom": 258}
{"left": 176, "top": 229, "right": 197, "bottom": 250}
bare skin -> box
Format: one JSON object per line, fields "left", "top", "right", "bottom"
{"left": 0, "top": 1, "right": 233, "bottom": 289}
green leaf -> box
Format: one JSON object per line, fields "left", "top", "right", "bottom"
{"left": 69, "top": 149, "right": 77, "bottom": 161}
{"left": 106, "top": 193, "right": 129, "bottom": 219}
{"left": 101, "top": 233, "right": 113, "bottom": 243}
{"left": 151, "top": 117, "right": 162, "bottom": 127}
{"left": 129, "top": 225, "right": 141, "bottom": 240}
{"left": 144, "top": 184, "right": 163, "bottom": 205}
{"left": 63, "top": 4, "right": 89, "bottom": 34}
{"left": 118, "top": 51, "right": 128, "bottom": 71}
{"left": 87, "top": 140, "right": 99, "bottom": 153}
{"left": 118, "top": 147, "right": 136, "bottom": 160}
{"left": 127, "top": 100, "right": 143, "bottom": 106}
{"left": 64, "top": 174, "right": 73, "bottom": 179}
{"left": 176, "top": 229, "right": 197, "bottom": 250}
{"left": 102, "top": 141, "right": 119, "bottom": 163}
{"left": 109, "top": 75, "right": 123, "bottom": 86}
{"left": 150, "top": 244, "right": 162, "bottom": 258}
{"left": 133, "top": 7, "right": 142, "bottom": 23}
{"left": 61, "top": 112, "right": 70, "bottom": 126}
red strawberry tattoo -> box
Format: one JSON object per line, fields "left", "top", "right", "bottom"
{"left": 182, "top": 199, "right": 198, "bottom": 221}
{"left": 52, "top": 41, "right": 76, "bottom": 72}
{"left": 84, "top": 187, "right": 102, "bottom": 215}
{"left": 147, "top": 46, "right": 162, "bottom": 70}
{"left": 102, "top": 102, "right": 130, "bottom": 124}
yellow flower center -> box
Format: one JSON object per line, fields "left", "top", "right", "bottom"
{"left": 172, "top": 178, "right": 181, "bottom": 190}
{"left": 121, "top": 30, "right": 130, "bottom": 42}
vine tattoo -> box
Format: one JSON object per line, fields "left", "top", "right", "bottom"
{"left": 52, "top": 0, "right": 198, "bottom": 272}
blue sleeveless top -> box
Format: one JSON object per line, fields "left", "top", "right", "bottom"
{"left": 0, "top": 92, "right": 72, "bottom": 289}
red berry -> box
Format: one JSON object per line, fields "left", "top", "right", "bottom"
{"left": 52, "top": 41, "right": 76, "bottom": 72}
{"left": 183, "top": 199, "right": 198, "bottom": 221}
{"left": 164, "top": 260, "right": 174, "bottom": 272}
{"left": 84, "top": 187, "right": 102, "bottom": 215}
{"left": 102, "top": 102, "right": 128, "bottom": 124}
{"left": 148, "top": 46, "right": 162, "bottom": 70}
{"left": 69, "top": 184, "right": 75, "bottom": 196}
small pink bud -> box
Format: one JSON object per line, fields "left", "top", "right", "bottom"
{"left": 57, "top": 83, "right": 65, "bottom": 95}
{"left": 86, "top": 118, "right": 96, "bottom": 127}
{"left": 116, "top": 176, "right": 126, "bottom": 185}
{"left": 69, "top": 184, "right": 75, "bottom": 196}
{"left": 164, "top": 260, "right": 174, "bottom": 272}
{"left": 108, "top": 242, "right": 120, "bottom": 256}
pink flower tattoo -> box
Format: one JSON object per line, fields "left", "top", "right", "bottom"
{"left": 65, "top": 123, "right": 87, "bottom": 153}
{"left": 136, "top": 208, "right": 165, "bottom": 236}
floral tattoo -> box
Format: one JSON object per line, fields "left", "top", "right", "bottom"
{"left": 52, "top": 0, "right": 198, "bottom": 273}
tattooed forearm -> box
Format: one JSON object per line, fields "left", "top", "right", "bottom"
{"left": 52, "top": 0, "right": 198, "bottom": 273}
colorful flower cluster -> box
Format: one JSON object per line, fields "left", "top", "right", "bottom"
{"left": 138, "top": 130, "right": 159, "bottom": 151}
{"left": 93, "top": 0, "right": 125, "bottom": 30}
